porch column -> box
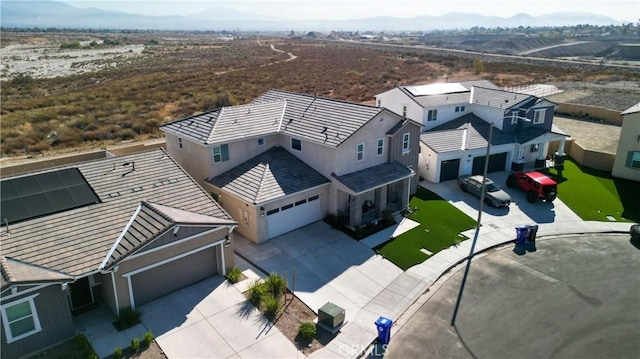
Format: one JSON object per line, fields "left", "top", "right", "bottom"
{"left": 555, "top": 138, "right": 566, "bottom": 157}
{"left": 511, "top": 144, "right": 526, "bottom": 171}
{"left": 350, "top": 195, "right": 362, "bottom": 227}
{"left": 534, "top": 142, "right": 546, "bottom": 168}
{"left": 554, "top": 138, "right": 566, "bottom": 171}
{"left": 379, "top": 187, "right": 388, "bottom": 212}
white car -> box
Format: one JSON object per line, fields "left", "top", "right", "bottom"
{"left": 458, "top": 175, "right": 511, "bottom": 207}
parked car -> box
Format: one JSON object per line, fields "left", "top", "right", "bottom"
{"left": 458, "top": 175, "right": 511, "bottom": 207}
{"left": 631, "top": 224, "right": 640, "bottom": 241}
{"left": 506, "top": 171, "right": 557, "bottom": 203}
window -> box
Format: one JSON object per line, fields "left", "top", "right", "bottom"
{"left": 178, "top": 138, "right": 183, "bottom": 149}
{"left": 402, "top": 105, "right": 407, "bottom": 118}
{"left": 455, "top": 106, "right": 465, "bottom": 113}
{"left": 377, "top": 99, "right": 381, "bottom": 107}
{"left": 427, "top": 109, "right": 438, "bottom": 121}
{"left": 257, "top": 137, "right": 265, "bottom": 146}
{"left": 510, "top": 110, "right": 519, "bottom": 125}
{"left": 281, "top": 203, "right": 294, "bottom": 211}
{"left": 530, "top": 144, "right": 539, "bottom": 153}
{"left": 356, "top": 143, "right": 364, "bottom": 162}
{"left": 266, "top": 208, "right": 279, "bottom": 216}
{"left": 626, "top": 151, "right": 640, "bottom": 169}
{"left": 402, "top": 133, "right": 410, "bottom": 152}
{"left": 377, "top": 138, "right": 384, "bottom": 156}
{"left": 291, "top": 138, "right": 302, "bottom": 151}
{"left": 533, "top": 109, "right": 546, "bottom": 124}
{"left": 295, "top": 199, "right": 307, "bottom": 206}
{"left": 308, "top": 195, "right": 319, "bottom": 201}
{"left": 1, "top": 295, "right": 41, "bottom": 343}
{"left": 212, "top": 144, "right": 229, "bottom": 163}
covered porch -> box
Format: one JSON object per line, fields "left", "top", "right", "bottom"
{"left": 332, "top": 162, "right": 414, "bottom": 228}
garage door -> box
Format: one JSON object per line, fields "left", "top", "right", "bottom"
{"left": 472, "top": 152, "right": 508, "bottom": 175}
{"left": 131, "top": 247, "right": 218, "bottom": 306}
{"left": 439, "top": 159, "right": 460, "bottom": 182}
{"left": 267, "top": 196, "right": 321, "bottom": 239}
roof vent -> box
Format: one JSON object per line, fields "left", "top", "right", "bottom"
{"left": 321, "top": 126, "right": 327, "bottom": 134}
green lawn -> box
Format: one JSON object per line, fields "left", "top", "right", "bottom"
{"left": 542, "top": 159, "right": 640, "bottom": 223}
{"left": 375, "top": 187, "right": 476, "bottom": 270}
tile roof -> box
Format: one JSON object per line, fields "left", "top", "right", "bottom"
{"left": 159, "top": 100, "right": 286, "bottom": 145}
{"left": 1, "top": 256, "right": 74, "bottom": 290}
{"left": 252, "top": 89, "right": 384, "bottom": 147}
{"left": 470, "top": 86, "right": 533, "bottom": 110}
{"left": 0, "top": 149, "right": 234, "bottom": 281}
{"left": 208, "top": 146, "right": 330, "bottom": 204}
{"left": 397, "top": 80, "right": 500, "bottom": 108}
{"left": 420, "top": 113, "right": 566, "bottom": 153}
{"left": 332, "top": 162, "right": 414, "bottom": 195}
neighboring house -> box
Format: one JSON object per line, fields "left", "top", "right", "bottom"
{"left": 0, "top": 149, "right": 235, "bottom": 359}
{"left": 376, "top": 81, "right": 569, "bottom": 183}
{"left": 160, "top": 89, "right": 421, "bottom": 243}
{"left": 612, "top": 102, "right": 640, "bottom": 181}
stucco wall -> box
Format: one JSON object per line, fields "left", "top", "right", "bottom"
{"left": 165, "top": 132, "right": 212, "bottom": 185}
{"left": 612, "top": 112, "right": 640, "bottom": 181}
{"left": 375, "top": 88, "right": 422, "bottom": 124}
{"left": 556, "top": 103, "right": 623, "bottom": 125}
{"left": 549, "top": 139, "right": 615, "bottom": 172}
{"left": 1, "top": 285, "right": 75, "bottom": 359}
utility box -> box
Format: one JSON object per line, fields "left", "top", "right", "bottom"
{"left": 318, "top": 302, "right": 345, "bottom": 329}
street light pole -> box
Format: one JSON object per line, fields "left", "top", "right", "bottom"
{"left": 451, "top": 121, "right": 494, "bottom": 326}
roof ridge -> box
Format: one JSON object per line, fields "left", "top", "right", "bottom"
{"left": 142, "top": 201, "right": 176, "bottom": 223}
{"left": 266, "top": 88, "right": 381, "bottom": 109}
{"left": 210, "top": 106, "right": 225, "bottom": 137}
{"left": 254, "top": 148, "right": 275, "bottom": 203}
{"left": 0, "top": 256, "right": 15, "bottom": 282}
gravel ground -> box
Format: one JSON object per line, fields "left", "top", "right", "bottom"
{"left": 553, "top": 115, "right": 621, "bottom": 153}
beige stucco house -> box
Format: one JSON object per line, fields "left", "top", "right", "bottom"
{"left": 0, "top": 149, "right": 235, "bottom": 359}
{"left": 376, "top": 81, "right": 569, "bottom": 182}
{"left": 161, "top": 89, "right": 421, "bottom": 243}
{"left": 612, "top": 103, "right": 640, "bottom": 181}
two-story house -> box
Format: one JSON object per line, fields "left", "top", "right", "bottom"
{"left": 376, "top": 81, "right": 569, "bottom": 183}
{"left": 612, "top": 102, "right": 640, "bottom": 181}
{"left": 160, "top": 89, "right": 421, "bottom": 243}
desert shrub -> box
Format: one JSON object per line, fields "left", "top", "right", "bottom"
{"left": 226, "top": 266, "right": 242, "bottom": 283}
{"left": 264, "top": 273, "right": 286, "bottom": 298}
{"left": 297, "top": 322, "right": 317, "bottom": 340}
{"left": 117, "top": 128, "right": 137, "bottom": 140}
{"left": 262, "top": 294, "right": 281, "bottom": 318}
{"left": 247, "top": 280, "right": 266, "bottom": 306}
{"left": 113, "top": 308, "right": 140, "bottom": 331}
{"left": 113, "top": 347, "right": 122, "bottom": 359}
{"left": 142, "top": 330, "right": 154, "bottom": 347}
{"left": 74, "top": 333, "right": 98, "bottom": 358}
{"left": 11, "top": 73, "right": 34, "bottom": 85}
{"left": 60, "top": 41, "right": 81, "bottom": 49}
{"left": 131, "top": 337, "right": 140, "bottom": 352}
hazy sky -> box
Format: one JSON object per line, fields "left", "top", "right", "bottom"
{"left": 60, "top": 0, "right": 639, "bottom": 22}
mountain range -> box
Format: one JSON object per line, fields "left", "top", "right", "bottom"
{"left": 1, "top": 1, "right": 626, "bottom": 32}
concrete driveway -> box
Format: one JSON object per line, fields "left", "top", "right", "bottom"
{"left": 138, "top": 275, "right": 301, "bottom": 358}
{"left": 419, "top": 170, "right": 582, "bottom": 229}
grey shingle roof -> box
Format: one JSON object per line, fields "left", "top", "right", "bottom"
{"left": 332, "top": 162, "right": 413, "bottom": 195}
{"left": 252, "top": 89, "right": 384, "bottom": 147}
{"left": 159, "top": 101, "right": 286, "bottom": 145}
{"left": 208, "top": 147, "right": 330, "bottom": 204}
{"left": 420, "top": 113, "right": 567, "bottom": 153}
{"left": 470, "top": 86, "right": 532, "bottom": 110}
{"left": 0, "top": 149, "right": 234, "bottom": 280}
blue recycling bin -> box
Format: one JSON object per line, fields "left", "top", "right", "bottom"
{"left": 375, "top": 316, "right": 393, "bottom": 345}
{"left": 515, "top": 226, "right": 529, "bottom": 244}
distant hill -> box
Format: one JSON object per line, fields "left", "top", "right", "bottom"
{"left": 0, "top": 1, "right": 625, "bottom": 31}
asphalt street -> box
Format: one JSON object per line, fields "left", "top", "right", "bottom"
{"left": 385, "top": 234, "right": 640, "bottom": 359}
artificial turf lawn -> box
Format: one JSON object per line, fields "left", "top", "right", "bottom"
{"left": 542, "top": 159, "right": 639, "bottom": 223}
{"left": 375, "top": 187, "right": 476, "bottom": 270}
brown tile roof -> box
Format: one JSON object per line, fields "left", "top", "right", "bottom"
{"left": 0, "top": 149, "right": 234, "bottom": 281}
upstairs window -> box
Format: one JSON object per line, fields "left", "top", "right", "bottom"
{"left": 377, "top": 138, "right": 384, "bottom": 156}
{"left": 533, "top": 109, "right": 546, "bottom": 124}
{"left": 402, "top": 105, "right": 407, "bottom": 118}
{"left": 291, "top": 138, "right": 302, "bottom": 151}
{"left": 1, "top": 295, "right": 42, "bottom": 343}
{"left": 402, "top": 133, "right": 410, "bottom": 152}
{"left": 510, "top": 110, "right": 519, "bottom": 125}
{"left": 455, "top": 106, "right": 466, "bottom": 113}
{"left": 356, "top": 143, "right": 364, "bottom": 162}
{"left": 178, "top": 137, "right": 183, "bottom": 149}
{"left": 626, "top": 151, "right": 640, "bottom": 169}
{"left": 257, "top": 137, "right": 265, "bottom": 146}
{"left": 213, "top": 144, "right": 229, "bottom": 163}
{"left": 377, "top": 99, "right": 381, "bottom": 107}
{"left": 427, "top": 109, "right": 438, "bottom": 121}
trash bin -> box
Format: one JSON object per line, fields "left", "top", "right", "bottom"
{"left": 375, "top": 316, "right": 393, "bottom": 345}
{"left": 526, "top": 225, "right": 539, "bottom": 243}
{"left": 515, "top": 225, "right": 529, "bottom": 244}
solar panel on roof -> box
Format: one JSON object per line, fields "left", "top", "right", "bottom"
{"left": 0, "top": 167, "right": 100, "bottom": 225}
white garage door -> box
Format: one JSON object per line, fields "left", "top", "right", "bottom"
{"left": 267, "top": 196, "right": 321, "bottom": 239}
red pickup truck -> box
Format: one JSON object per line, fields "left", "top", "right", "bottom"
{"left": 506, "top": 171, "right": 558, "bottom": 203}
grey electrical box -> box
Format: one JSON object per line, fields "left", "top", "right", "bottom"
{"left": 318, "top": 302, "right": 345, "bottom": 329}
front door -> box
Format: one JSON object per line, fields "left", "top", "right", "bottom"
{"left": 69, "top": 276, "right": 94, "bottom": 310}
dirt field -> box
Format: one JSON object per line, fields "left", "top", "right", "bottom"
{"left": 552, "top": 116, "right": 621, "bottom": 153}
